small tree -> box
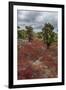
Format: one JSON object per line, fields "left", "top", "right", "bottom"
{"left": 17, "top": 29, "right": 27, "bottom": 39}
{"left": 25, "top": 26, "right": 33, "bottom": 42}
{"left": 18, "top": 30, "right": 22, "bottom": 39}
{"left": 42, "top": 23, "right": 54, "bottom": 49}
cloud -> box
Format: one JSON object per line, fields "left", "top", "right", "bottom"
{"left": 17, "top": 10, "right": 58, "bottom": 32}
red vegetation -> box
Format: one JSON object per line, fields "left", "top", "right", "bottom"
{"left": 18, "top": 39, "right": 58, "bottom": 80}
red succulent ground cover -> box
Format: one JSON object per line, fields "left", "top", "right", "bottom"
{"left": 17, "top": 39, "right": 58, "bottom": 80}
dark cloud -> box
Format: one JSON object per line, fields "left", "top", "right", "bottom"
{"left": 17, "top": 10, "right": 41, "bottom": 23}
{"left": 17, "top": 10, "right": 58, "bottom": 32}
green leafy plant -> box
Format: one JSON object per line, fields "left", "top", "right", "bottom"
{"left": 37, "top": 32, "right": 43, "bottom": 39}
{"left": 25, "top": 26, "right": 33, "bottom": 42}
{"left": 42, "top": 23, "right": 54, "bottom": 49}
{"left": 17, "top": 30, "right": 27, "bottom": 39}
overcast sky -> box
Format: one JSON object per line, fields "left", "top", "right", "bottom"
{"left": 17, "top": 10, "right": 58, "bottom": 32}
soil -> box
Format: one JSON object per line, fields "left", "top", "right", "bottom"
{"left": 17, "top": 38, "right": 58, "bottom": 80}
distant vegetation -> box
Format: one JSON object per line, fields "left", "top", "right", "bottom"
{"left": 36, "top": 32, "right": 43, "bottom": 39}
{"left": 17, "top": 30, "right": 27, "bottom": 39}
{"left": 17, "top": 23, "right": 58, "bottom": 48}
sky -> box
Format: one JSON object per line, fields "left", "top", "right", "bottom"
{"left": 17, "top": 10, "right": 58, "bottom": 32}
